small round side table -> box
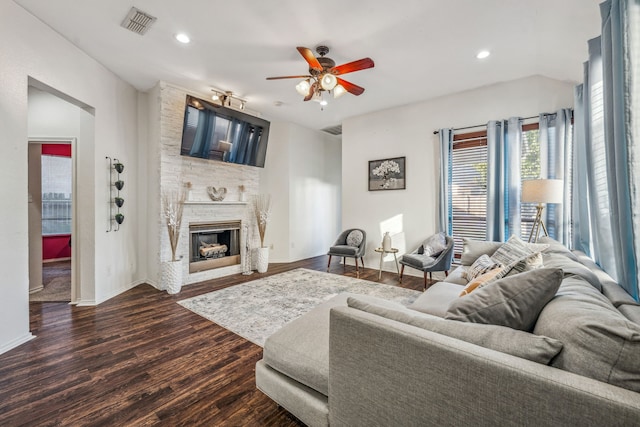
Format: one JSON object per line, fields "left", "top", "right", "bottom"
{"left": 374, "top": 247, "right": 400, "bottom": 280}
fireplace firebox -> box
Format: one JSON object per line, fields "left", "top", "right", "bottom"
{"left": 189, "top": 221, "right": 241, "bottom": 273}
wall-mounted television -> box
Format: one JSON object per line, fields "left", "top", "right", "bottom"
{"left": 180, "top": 94, "right": 270, "bottom": 168}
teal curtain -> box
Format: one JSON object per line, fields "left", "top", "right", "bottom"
{"left": 486, "top": 118, "right": 522, "bottom": 241}
{"left": 574, "top": 0, "right": 640, "bottom": 300}
{"left": 572, "top": 84, "right": 592, "bottom": 255}
{"left": 538, "top": 109, "right": 573, "bottom": 244}
{"left": 438, "top": 129, "right": 453, "bottom": 235}
{"left": 600, "top": 0, "right": 639, "bottom": 300}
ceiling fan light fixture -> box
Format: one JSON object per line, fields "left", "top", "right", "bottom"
{"left": 296, "top": 79, "right": 311, "bottom": 96}
{"left": 320, "top": 73, "right": 337, "bottom": 90}
{"left": 333, "top": 84, "right": 347, "bottom": 98}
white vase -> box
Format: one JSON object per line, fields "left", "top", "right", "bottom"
{"left": 382, "top": 232, "right": 392, "bottom": 252}
{"left": 162, "top": 260, "right": 182, "bottom": 294}
{"left": 240, "top": 192, "right": 246, "bottom": 202}
{"left": 255, "top": 247, "right": 269, "bottom": 273}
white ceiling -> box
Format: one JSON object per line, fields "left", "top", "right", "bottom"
{"left": 14, "top": 0, "right": 602, "bottom": 131}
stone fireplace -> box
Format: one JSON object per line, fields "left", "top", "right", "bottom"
{"left": 189, "top": 220, "right": 241, "bottom": 273}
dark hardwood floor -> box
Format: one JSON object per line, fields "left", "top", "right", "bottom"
{"left": 0, "top": 256, "right": 430, "bottom": 426}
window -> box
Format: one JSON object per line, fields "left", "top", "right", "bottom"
{"left": 41, "top": 154, "right": 72, "bottom": 235}
{"left": 450, "top": 131, "right": 488, "bottom": 257}
{"left": 519, "top": 124, "right": 541, "bottom": 240}
{"left": 450, "top": 124, "right": 542, "bottom": 255}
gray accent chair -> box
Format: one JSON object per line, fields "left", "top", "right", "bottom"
{"left": 327, "top": 229, "right": 366, "bottom": 278}
{"left": 399, "top": 235, "right": 454, "bottom": 289}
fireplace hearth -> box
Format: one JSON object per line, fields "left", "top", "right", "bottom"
{"left": 189, "top": 221, "right": 241, "bottom": 273}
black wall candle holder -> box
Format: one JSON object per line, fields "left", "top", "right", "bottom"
{"left": 107, "top": 157, "right": 125, "bottom": 232}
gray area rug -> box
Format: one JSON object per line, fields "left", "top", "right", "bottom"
{"left": 30, "top": 261, "right": 71, "bottom": 302}
{"left": 177, "top": 268, "right": 420, "bottom": 346}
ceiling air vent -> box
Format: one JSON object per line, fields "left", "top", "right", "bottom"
{"left": 322, "top": 125, "right": 342, "bottom": 136}
{"left": 121, "top": 7, "right": 157, "bottom": 35}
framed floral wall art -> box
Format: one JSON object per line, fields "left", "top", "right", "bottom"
{"left": 368, "top": 156, "right": 406, "bottom": 191}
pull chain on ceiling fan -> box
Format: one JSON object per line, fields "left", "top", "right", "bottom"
{"left": 266, "top": 46, "right": 374, "bottom": 104}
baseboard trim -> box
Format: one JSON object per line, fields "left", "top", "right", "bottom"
{"left": 29, "top": 285, "right": 44, "bottom": 294}
{"left": 0, "top": 333, "right": 36, "bottom": 356}
{"left": 43, "top": 257, "right": 71, "bottom": 263}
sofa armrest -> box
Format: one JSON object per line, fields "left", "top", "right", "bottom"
{"left": 328, "top": 306, "right": 640, "bottom": 426}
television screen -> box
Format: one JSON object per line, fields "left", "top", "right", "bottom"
{"left": 180, "top": 94, "right": 270, "bottom": 167}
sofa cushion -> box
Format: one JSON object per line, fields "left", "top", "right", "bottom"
{"left": 619, "top": 304, "right": 640, "bottom": 324}
{"left": 263, "top": 293, "right": 411, "bottom": 397}
{"left": 420, "top": 232, "right": 447, "bottom": 257}
{"left": 401, "top": 253, "right": 435, "bottom": 270}
{"left": 263, "top": 295, "right": 339, "bottom": 396}
{"left": 442, "top": 266, "right": 469, "bottom": 285}
{"left": 347, "top": 297, "right": 563, "bottom": 364}
{"left": 444, "top": 268, "right": 563, "bottom": 332}
{"left": 328, "top": 244, "right": 358, "bottom": 257}
{"left": 346, "top": 230, "right": 363, "bottom": 247}
{"left": 601, "top": 282, "right": 640, "bottom": 308}
{"left": 461, "top": 238, "right": 503, "bottom": 266}
{"left": 533, "top": 277, "right": 640, "bottom": 392}
{"left": 541, "top": 252, "right": 602, "bottom": 292}
{"left": 538, "top": 236, "right": 579, "bottom": 261}
{"left": 463, "top": 254, "right": 502, "bottom": 281}
{"left": 409, "top": 282, "right": 464, "bottom": 317}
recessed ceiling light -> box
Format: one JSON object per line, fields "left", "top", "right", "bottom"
{"left": 476, "top": 50, "right": 490, "bottom": 59}
{"left": 175, "top": 33, "right": 190, "bottom": 44}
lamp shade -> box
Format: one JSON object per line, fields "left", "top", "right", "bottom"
{"left": 521, "top": 179, "right": 564, "bottom": 204}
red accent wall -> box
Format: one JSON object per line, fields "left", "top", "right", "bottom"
{"left": 43, "top": 235, "right": 72, "bottom": 260}
{"left": 42, "top": 143, "right": 72, "bottom": 157}
{"left": 42, "top": 143, "right": 72, "bottom": 260}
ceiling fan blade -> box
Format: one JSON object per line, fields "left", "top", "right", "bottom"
{"left": 331, "top": 58, "right": 375, "bottom": 75}
{"left": 304, "top": 82, "right": 318, "bottom": 101}
{"left": 336, "top": 78, "right": 365, "bottom": 96}
{"left": 266, "top": 75, "right": 312, "bottom": 80}
{"left": 297, "top": 47, "right": 323, "bottom": 72}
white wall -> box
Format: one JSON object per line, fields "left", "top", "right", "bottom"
{"left": 0, "top": 0, "right": 141, "bottom": 354}
{"left": 342, "top": 75, "right": 575, "bottom": 276}
{"left": 261, "top": 122, "right": 342, "bottom": 263}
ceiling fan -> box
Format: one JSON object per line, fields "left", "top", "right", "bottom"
{"left": 266, "top": 46, "right": 374, "bottom": 103}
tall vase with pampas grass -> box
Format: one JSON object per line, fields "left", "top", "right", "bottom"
{"left": 252, "top": 194, "right": 271, "bottom": 273}
{"left": 162, "top": 188, "right": 186, "bottom": 294}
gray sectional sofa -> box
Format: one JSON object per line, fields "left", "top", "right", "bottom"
{"left": 255, "top": 237, "right": 640, "bottom": 426}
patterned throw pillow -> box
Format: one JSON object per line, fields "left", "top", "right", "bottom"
{"left": 490, "top": 235, "right": 533, "bottom": 265}
{"left": 505, "top": 251, "right": 546, "bottom": 277}
{"left": 462, "top": 254, "right": 502, "bottom": 281}
{"left": 346, "top": 230, "right": 364, "bottom": 247}
{"left": 422, "top": 232, "right": 447, "bottom": 257}
{"left": 459, "top": 267, "right": 505, "bottom": 296}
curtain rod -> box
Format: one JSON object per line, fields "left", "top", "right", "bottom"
{"left": 432, "top": 115, "right": 539, "bottom": 135}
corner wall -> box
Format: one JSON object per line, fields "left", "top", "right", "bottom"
{"left": 0, "top": 1, "right": 140, "bottom": 354}
{"left": 260, "top": 122, "right": 342, "bottom": 263}
{"left": 342, "top": 75, "right": 575, "bottom": 276}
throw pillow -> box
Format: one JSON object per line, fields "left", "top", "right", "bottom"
{"left": 505, "top": 251, "right": 545, "bottom": 277}
{"left": 459, "top": 267, "right": 504, "bottom": 296}
{"left": 347, "top": 296, "right": 564, "bottom": 365}
{"left": 421, "top": 232, "right": 447, "bottom": 257}
{"left": 462, "top": 254, "right": 502, "bottom": 281}
{"left": 444, "top": 268, "right": 564, "bottom": 332}
{"left": 346, "top": 230, "right": 364, "bottom": 247}
{"left": 490, "top": 235, "right": 534, "bottom": 267}
{"left": 460, "top": 238, "right": 503, "bottom": 266}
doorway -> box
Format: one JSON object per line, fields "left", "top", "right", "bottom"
{"left": 28, "top": 141, "right": 74, "bottom": 303}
